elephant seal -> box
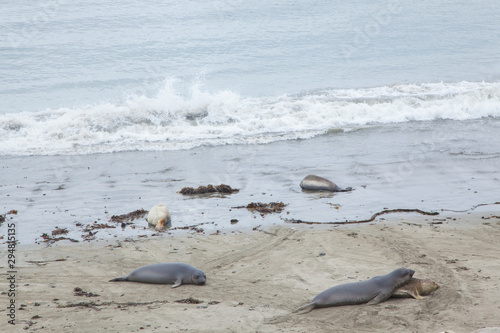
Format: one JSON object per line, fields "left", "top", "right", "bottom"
{"left": 391, "top": 278, "right": 439, "bottom": 299}
{"left": 109, "top": 263, "right": 206, "bottom": 288}
{"left": 300, "top": 175, "right": 352, "bottom": 192}
{"left": 147, "top": 204, "right": 171, "bottom": 231}
{"left": 294, "top": 267, "right": 414, "bottom": 313}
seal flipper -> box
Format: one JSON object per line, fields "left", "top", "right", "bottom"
{"left": 172, "top": 278, "right": 182, "bottom": 288}
{"left": 109, "top": 276, "right": 128, "bottom": 282}
{"left": 367, "top": 290, "right": 392, "bottom": 305}
{"left": 408, "top": 289, "right": 424, "bottom": 300}
{"left": 292, "top": 302, "right": 316, "bottom": 314}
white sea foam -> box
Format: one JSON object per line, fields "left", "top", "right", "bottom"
{"left": 1, "top": 80, "right": 499, "bottom": 156}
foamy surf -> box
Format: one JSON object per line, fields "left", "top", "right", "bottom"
{"left": 1, "top": 80, "right": 499, "bottom": 156}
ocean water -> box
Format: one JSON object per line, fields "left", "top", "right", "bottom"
{"left": 1, "top": 1, "right": 500, "bottom": 243}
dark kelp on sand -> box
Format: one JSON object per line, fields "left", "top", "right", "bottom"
{"left": 0, "top": 209, "right": 17, "bottom": 224}
{"left": 178, "top": 184, "right": 239, "bottom": 195}
{"left": 109, "top": 209, "right": 148, "bottom": 223}
{"left": 232, "top": 202, "right": 288, "bottom": 216}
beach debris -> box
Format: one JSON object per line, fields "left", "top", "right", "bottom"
{"left": 230, "top": 219, "right": 239, "bottom": 224}
{"left": 78, "top": 221, "right": 116, "bottom": 242}
{"left": 0, "top": 209, "right": 17, "bottom": 224}
{"left": 57, "top": 300, "right": 170, "bottom": 311}
{"left": 26, "top": 258, "right": 66, "bottom": 266}
{"left": 178, "top": 184, "right": 239, "bottom": 195}
{"left": 252, "top": 225, "right": 278, "bottom": 236}
{"left": 73, "top": 287, "right": 100, "bottom": 297}
{"left": 481, "top": 215, "right": 500, "bottom": 220}
{"left": 37, "top": 227, "right": 79, "bottom": 244}
{"left": 174, "top": 297, "right": 203, "bottom": 304}
{"left": 110, "top": 209, "right": 148, "bottom": 223}
{"left": 284, "top": 208, "right": 439, "bottom": 225}
{"left": 440, "top": 201, "right": 500, "bottom": 213}
{"left": 169, "top": 221, "right": 215, "bottom": 234}
{"left": 81, "top": 230, "right": 98, "bottom": 242}
{"left": 82, "top": 222, "right": 116, "bottom": 232}
{"left": 38, "top": 233, "right": 79, "bottom": 244}
{"left": 20, "top": 320, "right": 36, "bottom": 330}
{"left": 51, "top": 227, "right": 69, "bottom": 236}
{"left": 233, "top": 202, "right": 288, "bottom": 216}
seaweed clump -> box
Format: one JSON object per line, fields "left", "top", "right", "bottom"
{"left": 74, "top": 287, "right": 100, "bottom": 297}
{"left": 110, "top": 209, "right": 148, "bottom": 223}
{"left": 174, "top": 297, "right": 203, "bottom": 304}
{"left": 0, "top": 209, "right": 17, "bottom": 224}
{"left": 178, "top": 184, "right": 239, "bottom": 195}
{"left": 39, "top": 227, "right": 79, "bottom": 244}
{"left": 233, "top": 202, "right": 288, "bottom": 216}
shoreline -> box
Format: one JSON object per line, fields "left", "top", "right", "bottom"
{"left": 4, "top": 206, "right": 499, "bottom": 251}
{"left": 2, "top": 212, "right": 500, "bottom": 332}
{"left": 2, "top": 119, "right": 500, "bottom": 245}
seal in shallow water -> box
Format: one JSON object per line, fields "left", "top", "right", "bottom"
{"left": 147, "top": 204, "right": 171, "bottom": 231}
{"left": 109, "top": 263, "right": 206, "bottom": 288}
{"left": 391, "top": 277, "right": 439, "bottom": 299}
{"left": 300, "top": 175, "right": 352, "bottom": 192}
{"left": 294, "top": 267, "right": 414, "bottom": 313}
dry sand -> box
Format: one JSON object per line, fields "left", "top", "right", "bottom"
{"left": 2, "top": 212, "right": 500, "bottom": 333}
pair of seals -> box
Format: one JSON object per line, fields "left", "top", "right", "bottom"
{"left": 294, "top": 267, "right": 415, "bottom": 313}
{"left": 300, "top": 175, "right": 352, "bottom": 192}
{"left": 147, "top": 204, "right": 171, "bottom": 231}
{"left": 109, "top": 263, "right": 206, "bottom": 288}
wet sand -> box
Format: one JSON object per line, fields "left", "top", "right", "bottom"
{"left": 2, "top": 121, "right": 500, "bottom": 245}
{"left": 2, "top": 212, "right": 500, "bottom": 333}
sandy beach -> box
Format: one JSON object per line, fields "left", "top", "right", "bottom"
{"left": 2, "top": 2, "right": 500, "bottom": 332}
{"left": 2, "top": 212, "right": 500, "bottom": 333}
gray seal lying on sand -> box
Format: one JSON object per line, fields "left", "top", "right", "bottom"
{"left": 391, "top": 277, "right": 439, "bottom": 299}
{"left": 109, "top": 263, "right": 206, "bottom": 288}
{"left": 294, "top": 267, "right": 414, "bottom": 313}
{"left": 300, "top": 175, "right": 352, "bottom": 192}
{"left": 147, "top": 204, "right": 171, "bottom": 231}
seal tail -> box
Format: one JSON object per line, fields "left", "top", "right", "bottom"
{"left": 109, "top": 276, "right": 128, "bottom": 282}
{"left": 338, "top": 187, "right": 353, "bottom": 192}
{"left": 292, "top": 303, "right": 315, "bottom": 314}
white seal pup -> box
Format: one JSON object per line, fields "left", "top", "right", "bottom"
{"left": 109, "top": 263, "right": 206, "bottom": 288}
{"left": 147, "top": 204, "right": 171, "bottom": 231}
{"left": 300, "top": 175, "right": 352, "bottom": 192}
{"left": 294, "top": 268, "right": 415, "bottom": 313}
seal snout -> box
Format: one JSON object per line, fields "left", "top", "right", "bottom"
{"left": 194, "top": 271, "right": 207, "bottom": 285}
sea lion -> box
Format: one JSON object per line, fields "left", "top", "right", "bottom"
{"left": 300, "top": 175, "right": 352, "bottom": 192}
{"left": 147, "top": 204, "right": 171, "bottom": 231}
{"left": 391, "top": 278, "right": 439, "bottom": 299}
{"left": 109, "top": 263, "right": 206, "bottom": 288}
{"left": 294, "top": 267, "right": 414, "bottom": 313}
